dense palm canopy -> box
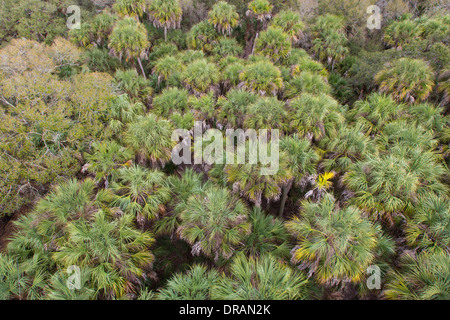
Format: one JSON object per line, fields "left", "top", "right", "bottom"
{"left": 0, "top": 0, "right": 449, "bottom": 302}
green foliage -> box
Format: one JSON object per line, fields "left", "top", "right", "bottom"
{"left": 108, "top": 17, "right": 150, "bottom": 62}
{"left": 405, "top": 194, "right": 450, "bottom": 253}
{"left": 124, "top": 114, "right": 175, "bottom": 166}
{"left": 0, "top": 0, "right": 71, "bottom": 44}
{"left": 289, "top": 93, "right": 344, "bottom": 140}
{"left": 213, "top": 37, "right": 243, "bottom": 57}
{"left": 1, "top": 0, "right": 449, "bottom": 302}
{"left": 152, "top": 87, "right": 190, "bottom": 117}
{"left": 115, "top": 69, "right": 153, "bottom": 101}
{"left": 0, "top": 39, "right": 115, "bottom": 216}
{"left": 311, "top": 14, "right": 349, "bottom": 70}
{"left": 271, "top": 10, "right": 304, "bottom": 43}
{"left": 375, "top": 58, "right": 435, "bottom": 103}
{"left": 181, "top": 59, "right": 221, "bottom": 92}
{"left": 254, "top": 26, "right": 292, "bottom": 63}
{"left": 239, "top": 60, "right": 283, "bottom": 95}
{"left": 385, "top": 251, "right": 450, "bottom": 300}
{"left": 178, "top": 186, "right": 251, "bottom": 262}
{"left": 208, "top": 1, "right": 240, "bottom": 35}
{"left": 157, "top": 265, "right": 219, "bottom": 299}
{"left": 211, "top": 253, "right": 309, "bottom": 300}
{"left": 285, "top": 71, "right": 331, "bottom": 98}
{"left": 187, "top": 21, "right": 219, "bottom": 53}
{"left": 286, "top": 194, "right": 394, "bottom": 285}
{"left": 111, "top": 165, "right": 171, "bottom": 220}
{"left": 147, "top": 0, "right": 182, "bottom": 40}
{"left": 243, "top": 207, "right": 291, "bottom": 258}
{"left": 217, "top": 89, "right": 259, "bottom": 127}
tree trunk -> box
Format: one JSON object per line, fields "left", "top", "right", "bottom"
{"left": 164, "top": 27, "right": 167, "bottom": 42}
{"left": 251, "top": 32, "right": 259, "bottom": 55}
{"left": 137, "top": 57, "right": 146, "bottom": 79}
{"left": 279, "top": 178, "right": 294, "bottom": 218}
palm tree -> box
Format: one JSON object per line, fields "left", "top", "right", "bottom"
{"left": 246, "top": 0, "right": 273, "bottom": 24}
{"left": 186, "top": 21, "right": 219, "bottom": 53}
{"left": 344, "top": 144, "right": 446, "bottom": 224}
{"left": 253, "top": 26, "right": 291, "bottom": 63}
{"left": 208, "top": 1, "right": 240, "bottom": 36}
{"left": 288, "top": 93, "right": 344, "bottom": 141}
{"left": 147, "top": 0, "right": 182, "bottom": 42}
{"left": 152, "top": 87, "right": 189, "bottom": 118}
{"left": 108, "top": 93, "right": 146, "bottom": 134}
{"left": 111, "top": 164, "right": 171, "bottom": 223}
{"left": 211, "top": 253, "right": 309, "bottom": 300}
{"left": 108, "top": 18, "right": 150, "bottom": 78}
{"left": 34, "top": 178, "right": 112, "bottom": 230}
{"left": 217, "top": 89, "right": 259, "bottom": 128}
{"left": 405, "top": 193, "right": 450, "bottom": 254}
{"left": 384, "top": 18, "right": 421, "bottom": 49}
{"left": 244, "top": 207, "right": 291, "bottom": 258}
{"left": 437, "top": 68, "right": 449, "bottom": 107}
{"left": 304, "top": 171, "right": 336, "bottom": 201}
{"left": 279, "top": 134, "right": 318, "bottom": 216}
{"left": 349, "top": 93, "right": 405, "bottom": 133}
{"left": 156, "top": 265, "right": 219, "bottom": 300}
{"left": 53, "top": 209, "right": 155, "bottom": 299}
{"left": 320, "top": 122, "right": 376, "bottom": 171}
{"left": 222, "top": 58, "right": 246, "bottom": 88}
{"left": 384, "top": 251, "right": 449, "bottom": 300}
{"left": 188, "top": 92, "right": 216, "bottom": 124}
{"left": 243, "top": 96, "right": 287, "bottom": 131}
{"left": 311, "top": 15, "right": 348, "bottom": 70}
{"left": 113, "top": 0, "right": 146, "bottom": 19}
{"left": 153, "top": 54, "right": 183, "bottom": 84}
{"left": 181, "top": 58, "right": 221, "bottom": 94}
{"left": 83, "top": 140, "right": 133, "bottom": 186}
{"left": 44, "top": 268, "right": 96, "bottom": 300}
{"left": 114, "top": 69, "right": 152, "bottom": 101}
{"left": 213, "top": 37, "right": 243, "bottom": 57}
{"left": 286, "top": 194, "right": 394, "bottom": 287}
{"left": 178, "top": 186, "right": 251, "bottom": 262}
{"left": 271, "top": 10, "right": 304, "bottom": 44}
{"left": 375, "top": 58, "right": 435, "bottom": 103}
{"left": 239, "top": 60, "right": 283, "bottom": 96}
{"left": 245, "top": 0, "right": 273, "bottom": 55}
{"left": 154, "top": 169, "right": 211, "bottom": 236}
{"left": 224, "top": 144, "right": 292, "bottom": 209}
{"left": 124, "top": 113, "right": 176, "bottom": 167}
{"left": 285, "top": 71, "right": 331, "bottom": 98}
{"left": 284, "top": 48, "right": 328, "bottom": 76}
{"left": 91, "top": 12, "right": 117, "bottom": 47}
